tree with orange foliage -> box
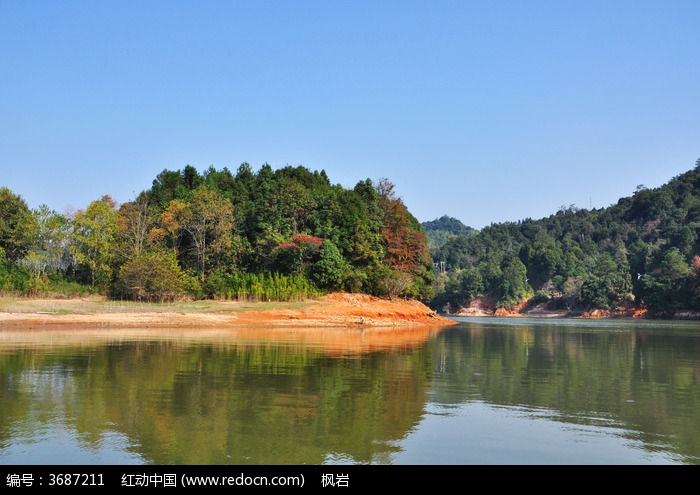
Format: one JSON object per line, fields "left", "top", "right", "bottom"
{"left": 376, "top": 178, "right": 433, "bottom": 298}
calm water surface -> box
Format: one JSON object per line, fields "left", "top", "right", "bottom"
{"left": 1, "top": 317, "right": 699, "bottom": 465}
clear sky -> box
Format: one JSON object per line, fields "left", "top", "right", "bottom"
{"left": 1, "top": 0, "right": 698, "bottom": 229}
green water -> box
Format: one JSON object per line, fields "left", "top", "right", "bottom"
{"left": 1, "top": 317, "right": 698, "bottom": 464}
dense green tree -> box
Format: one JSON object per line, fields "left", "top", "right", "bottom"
{"left": 637, "top": 247, "right": 690, "bottom": 309}
{"left": 312, "top": 240, "right": 349, "bottom": 290}
{"left": 459, "top": 266, "right": 484, "bottom": 302}
{"left": 116, "top": 249, "right": 186, "bottom": 302}
{"left": 497, "top": 255, "right": 530, "bottom": 308}
{"left": 149, "top": 169, "right": 186, "bottom": 207}
{"left": 520, "top": 228, "right": 561, "bottom": 289}
{"left": 0, "top": 187, "right": 33, "bottom": 262}
{"left": 71, "top": 196, "right": 118, "bottom": 289}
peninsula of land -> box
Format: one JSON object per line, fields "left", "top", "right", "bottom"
{"left": 0, "top": 292, "right": 456, "bottom": 330}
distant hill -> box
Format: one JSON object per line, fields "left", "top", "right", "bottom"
{"left": 429, "top": 158, "right": 700, "bottom": 317}
{"left": 421, "top": 215, "right": 476, "bottom": 252}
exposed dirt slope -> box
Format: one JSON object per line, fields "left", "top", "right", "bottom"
{"left": 452, "top": 297, "right": 656, "bottom": 319}
{"left": 0, "top": 292, "right": 457, "bottom": 329}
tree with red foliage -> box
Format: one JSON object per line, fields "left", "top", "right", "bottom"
{"left": 273, "top": 233, "right": 326, "bottom": 276}
{"left": 376, "top": 178, "right": 433, "bottom": 298}
{"left": 377, "top": 178, "right": 431, "bottom": 272}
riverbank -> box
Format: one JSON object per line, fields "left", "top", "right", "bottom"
{"left": 0, "top": 292, "right": 457, "bottom": 329}
{"left": 450, "top": 297, "right": 700, "bottom": 320}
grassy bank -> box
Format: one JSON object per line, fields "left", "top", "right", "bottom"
{"left": 0, "top": 295, "right": 315, "bottom": 316}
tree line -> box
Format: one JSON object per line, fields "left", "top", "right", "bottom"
{"left": 0, "top": 163, "right": 433, "bottom": 302}
{"left": 426, "top": 159, "right": 700, "bottom": 316}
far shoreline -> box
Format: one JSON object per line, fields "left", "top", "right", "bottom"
{"left": 446, "top": 308, "right": 700, "bottom": 321}
{"left": 444, "top": 296, "right": 700, "bottom": 321}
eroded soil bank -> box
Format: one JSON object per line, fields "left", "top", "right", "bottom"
{"left": 0, "top": 292, "right": 457, "bottom": 329}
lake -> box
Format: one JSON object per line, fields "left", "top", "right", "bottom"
{"left": 1, "top": 317, "right": 699, "bottom": 465}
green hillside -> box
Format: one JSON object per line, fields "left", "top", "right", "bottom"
{"left": 429, "top": 158, "right": 700, "bottom": 317}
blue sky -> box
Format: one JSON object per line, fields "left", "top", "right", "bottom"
{"left": 1, "top": 0, "right": 698, "bottom": 229}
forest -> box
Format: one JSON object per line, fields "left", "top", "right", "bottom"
{"left": 0, "top": 164, "right": 433, "bottom": 302}
{"left": 425, "top": 159, "right": 700, "bottom": 316}
{"left": 3, "top": 159, "right": 700, "bottom": 316}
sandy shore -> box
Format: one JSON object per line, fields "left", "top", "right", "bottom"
{"left": 0, "top": 292, "right": 457, "bottom": 329}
